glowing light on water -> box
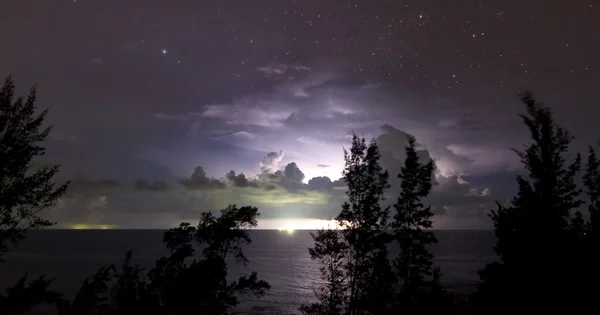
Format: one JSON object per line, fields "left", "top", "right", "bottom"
{"left": 278, "top": 227, "right": 295, "bottom": 234}
{"left": 260, "top": 219, "right": 343, "bottom": 230}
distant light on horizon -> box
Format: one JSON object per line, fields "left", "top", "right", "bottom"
{"left": 261, "top": 219, "right": 343, "bottom": 230}
{"left": 69, "top": 224, "right": 115, "bottom": 230}
{"left": 279, "top": 227, "right": 295, "bottom": 234}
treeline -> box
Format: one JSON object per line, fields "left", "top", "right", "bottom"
{"left": 1, "top": 75, "right": 599, "bottom": 314}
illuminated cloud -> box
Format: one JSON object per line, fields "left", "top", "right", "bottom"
{"left": 47, "top": 123, "right": 500, "bottom": 230}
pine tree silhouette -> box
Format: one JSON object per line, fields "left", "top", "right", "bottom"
{"left": 471, "top": 92, "right": 585, "bottom": 314}
{"left": 337, "top": 135, "right": 395, "bottom": 315}
{"left": 301, "top": 135, "right": 395, "bottom": 315}
{"left": 391, "top": 135, "right": 453, "bottom": 314}
{"left": 299, "top": 228, "right": 348, "bottom": 315}
{"left": 0, "top": 75, "right": 69, "bottom": 314}
{"left": 584, "top": 147, "right": 600, "bottom": 238}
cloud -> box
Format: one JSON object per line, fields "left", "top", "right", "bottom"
{"left": 307, "top": 176, "right": 334, "bottom": 190}
{"left": 284, "top": 162, "right": 305, "bottom": 183}
{"left": 67, "top": 173, "right": 122, "bottom": 194}
{"left": 179, "top": 166, "right": 226, "bottom": 190}
{"left": 260, "top": 151, "right": 284, "bottom": 172}
{"left": 376, "top": 125, "right": 498, "bottom": 220}
{"left": 201, "top": 103, "right": 292, "bottom": 128}
{"left": 134, "top": 179, "right": 169, "bottom": 191}
{"left": 154, "top": 112, "right": 202, "bottom": 121}
{"left": 257, "top": 63, "right": 312, "bottom": 78}
{"left": 46, "top": 123, "right": 508, "bottom": 229}
{"left": 225, "top": 170, "right": 258, "bottom": 188}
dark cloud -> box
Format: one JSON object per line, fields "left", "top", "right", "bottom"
{"left": 264, "top": 184, "right": 277, "bottom": 191}
{"left": 67, "top": 173, "right": 122, "bottom": 194}
{"left": 307, "top": 176, "right": 333, "bottom": 190}
{"left": 283, "top": 162, "right": 305, "bottom": 183}
{"left": 376, "top": 125, "right": 499, "bottom": 220}
{"left": 134, "top": 179, "right": 169, "bottom": 191}
{"left": 225, "top": 170, "right": 258, "bottom": 187}
{"left": 179, "top": 166, "right": 226, "bottom": 190}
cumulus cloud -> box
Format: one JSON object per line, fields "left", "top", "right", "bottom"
{"left": 376, "top": 125, "right": 497, "bottom": 220}
{"left": 179, "top": 166, "right": 226, "bottom": 190}
{"left": 260, "top": 151, "right": 284, "bottom": 172}
{"left": 307, "top": 176, "right": 333, "bottom": 190}
{"left": 284, "top": 162, "right": 305, "bottom": 183}
{"left": 225, "top": 170, "right": 258, "bottom": 188}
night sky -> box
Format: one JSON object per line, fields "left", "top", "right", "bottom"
{"left": 1, "top": 0, "right": 598, "bottom": 229}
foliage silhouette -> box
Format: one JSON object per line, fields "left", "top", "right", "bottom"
{"left": 470, "top": 92, "right": 588, "bottom": 314}
{"left": 56, "top": 205, "right": 270, "bottom": 315}
{"left": 337, "top": 135, "right": 394, "bottom": 315}
{"left": 584, "top": 147, "right": 600, "bottom": 237}
{"left": 301, "top": 134, "right": 395, "bottom": 315}
{"left": 299, "top": 228, "right": 347, "bottom": 315}
{"left": 0, "top": 75, "right": 69, "bottom": 259}
{"left": 0, "top": 76, "right": 69, "bottom": 314}
{"left": 580, "top": 146, "right": 600, "bottom": 303}
{"left": 391, "top": 135, "right": 453, "bottom": 313}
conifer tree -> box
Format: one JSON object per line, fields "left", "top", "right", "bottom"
{"left": 472, "top": 92, "right": 584, "bottom": 314}
{"left": 584, "top": 147, "right": 600, "bottom": 237}
{"left": 301, "top": 135, "right": 394, "bottom": 315}
{"left": 581, "top": 146, "right": 600, "bottom": 303}
{"left": 336, "top": 135, "right": 394, "bottom": 315}
{"left": 391, "top": 135, "right": 449, "bottom": 313}
{"left": 0, "top": 76, "right": 69, "bottom": 313}
{"left": 299, "top": 229, "right": 347, "bottom": 315}
{"left": 0, "top": 75, "right": 69, "bottom": 260}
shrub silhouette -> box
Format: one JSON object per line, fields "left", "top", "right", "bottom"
{"left": 0, "top": 76, "right": 69, "bottom": 314}
{"left": 56, "top": 205, "right": 270, "bottom": 315}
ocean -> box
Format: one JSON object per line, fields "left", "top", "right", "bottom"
{"left": 0, "top": 230, "right": 497, "bottom": 314}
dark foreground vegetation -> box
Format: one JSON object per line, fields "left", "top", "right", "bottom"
{"left": 1, "top": 75, "right": 599, "bottom": 314}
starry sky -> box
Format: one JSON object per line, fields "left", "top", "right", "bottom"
{"left": 1, "top": 0, "right": 598, "bottom": 229}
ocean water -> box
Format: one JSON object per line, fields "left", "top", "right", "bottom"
{"left": 0, "top": 230, "right": 497, "bottom": 314}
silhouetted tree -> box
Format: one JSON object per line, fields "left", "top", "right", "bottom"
{"left": 584, "top": 146, "right": 600, "bottom": 238}
{"left": 0, "top": 76, "right": 69, "bottom": 314}
{"left": 57, "top": 205, "right": 270, "bottom": 315}
{"left": 299, "top": 229, "right": 347, "bottom": 315}
{"left": 0, "top": 75, "right": 69, "bottom": 258}
{"left": 338, "top": 134, "right": 394, "bottom": 315}
{"left": 580, "top": 146, "right": 600, "bottom": 302}
{"left": 0, "top": 275, "right": 62, "bottom": 314}
{"left": 391, "top": 135, "right": 452, "bottom": 313}
{"left": 471, "top": 92, "right": 585, "bottom": 314}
